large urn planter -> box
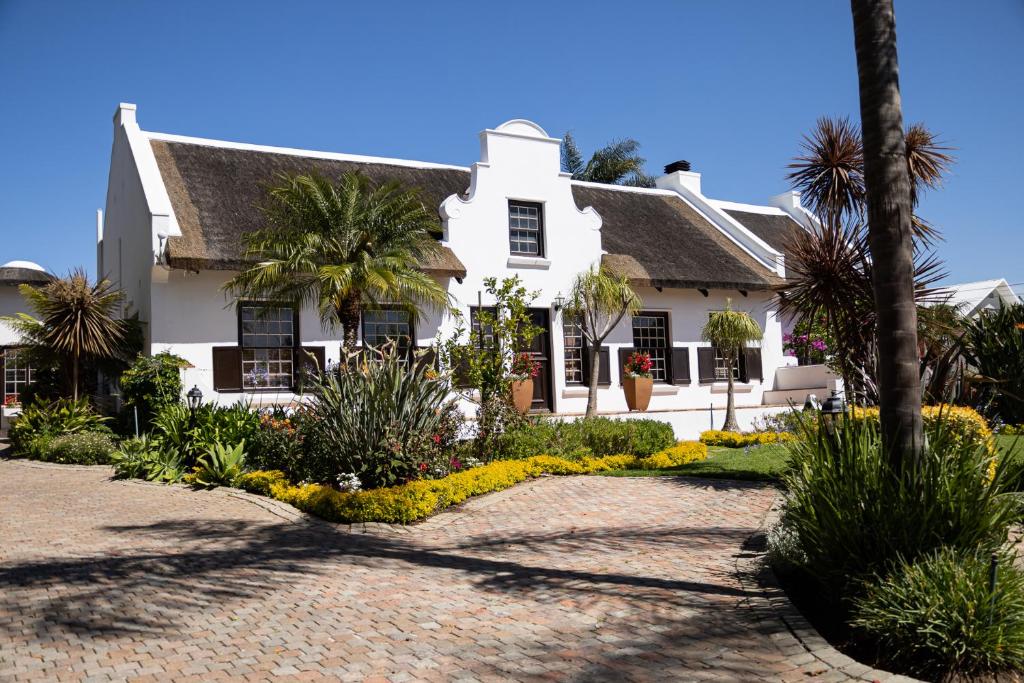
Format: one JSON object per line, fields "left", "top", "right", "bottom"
{"left": 623, "top": 375, "right": 653, "bottom": 412}
{"left": 511, "top": 378, "right": 534, "bottom": 414}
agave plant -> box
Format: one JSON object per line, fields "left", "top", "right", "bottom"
{"left": 191, "top": 441, "right": 247, "bottom": 488}
{"left": 110, "top": 435, "right": 184, "bottom": 483}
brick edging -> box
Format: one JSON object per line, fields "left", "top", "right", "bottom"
{"left": 736, "top": 499, "right": 921, "bottom": 682}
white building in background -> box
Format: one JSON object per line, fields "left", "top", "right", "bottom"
{"left": 99, "top": 102, "right": 827, "bottom": 437}
{"left": 1, "top": 260, "right": 51, "bottom": 420}
{"left": 928, "top": 279, "right": 1020, "bottom": 318}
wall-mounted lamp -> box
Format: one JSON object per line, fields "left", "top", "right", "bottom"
{"left": 553, "top": 293, "right": 566, "bottom": 311}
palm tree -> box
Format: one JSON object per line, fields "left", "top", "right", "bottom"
{"left": 563, "top": 265, "right": 642, "bottom": 417}
{"left": 224, "top": 172, "right": 451, "bottom": 350}
{"left": 3, "top": 270, "right": 127, "bottom": 400}
{"left": 701, "top": 300, "right": 763, "bottom": 432}
{"left": 851, "top": 0, "right": 926, "bottom": 467}
{"left": 561, "top": 133, "right": 656, "bottom": 187}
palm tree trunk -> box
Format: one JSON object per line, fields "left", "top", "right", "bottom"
{"left": 337, "top": 295, "right": 362, "bottom": 351}
{"left": 723, "top": 355, "right": 739, "bottom": 431}
{"left": 585, "top": 344, "right": 600, "bottom": 418}
{"left": 71, "top": 354, "right": 79, "bottom": 401}
{"left": 850, "top": 0, "right": 923, "bottom": 470}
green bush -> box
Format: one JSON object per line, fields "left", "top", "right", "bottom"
{"left": 494, "top": 417, "right": 674, "bottom": 460}
{"left": 9, "top": 398, "right": 111, "bottom": 457}
{"left": 42, "top": 432, "right": 117, "bottom": 465}
{"left": 852, "top": 548, "right": 1024, "bottom": 679}
{"left": 150, "top": 400, "right": 260, "bottom": 460}
{"left": 186, "top": 441, "right": 246, "bottom": 488}
{"left": 305, "top": 349, "right": 457, "bottom": 489}
{"left": 110, "top": 435, "right": 184, "bottom": 482}
{"left": 962, "top": 303, "right": 1024, "bottom": 424}
{"left": 119, "top": 352, "right": 188, "bottom": 429}
{"left": 777, "top": 414, "right": 1019, "bottom": 597}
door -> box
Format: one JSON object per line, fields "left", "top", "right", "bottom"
{"left": 523, "top": 309, "right": 553, "bottom": 412}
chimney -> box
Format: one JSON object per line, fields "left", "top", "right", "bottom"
{"left": 664, "top": 160, "right": 691, "bottom": 174}
{"left": 656, "top": 159, "right": 702, "bottom": 196}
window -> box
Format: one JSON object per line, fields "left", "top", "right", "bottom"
{"left": 3, "top": 348, "right": 33, "bottom": 401}
{"left": 239, "top": 303, "right": 296, "bottom": 390}
{"left": 362, "top": 308, "right": 414, "bottom": 360}
{"left": 563, "top": 317, "right": 585, "bottom": 385}
{"left": 713, "top": 346, "right": 740, "bottom": 380}
{"left": 508, "top": 201, "right": 543, "bottom": 256}
{"left": 631, "top": 313, "right": 670, "bottom": 382}
{"left": 469, "top": 307, "right": 497, "bottom": 348}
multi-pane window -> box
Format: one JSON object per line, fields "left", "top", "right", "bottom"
{"left": 363, "top": 308, "right": 413, "bottom": 360}
{"left": 632, "top": 313, "right": 669, "bottom": 382}
{"left": 3, "top": 348, "right": 33, "bottom": 401}
{"left": 469, "top": 307, "right": 497, "bottom": 348}
{"left": 508, "top": 201, "right": 543, "bottom": 256}
{"left": 240, "top": 304, "right": 295, "bottom": 389}
{"left": 714, "top": 347, "right": 740, "bottom": 380}
{"left": 563, "top": 317, "right": 585, "bottom": 385}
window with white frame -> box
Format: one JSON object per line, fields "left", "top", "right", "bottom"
{"left": 362, "top": 308, "right": 414, "bottom": 361}
{"left": 708, "top": 311, "right": 741, "bottom": 380}
{"left": 240, "top": 304, "right": 295, "bottom": 389}
{"left": 563, "top": 316, "right": 585, "bottom": 385}
{"left": 3, "top": 348, "right": 33, "bottom": 401}
{"left": 508, "top": 201, "right": 544, "bottom": 256}
{"left": 631, "top": 312, "right": 669, "bottom": 382}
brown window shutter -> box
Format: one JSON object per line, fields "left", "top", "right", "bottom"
{"left": 297, "top": 346, "right": 326, "bottom": 390}
{"left": 452, "top": 353, "right": 472, "bottom": 388}
{"left": 597, "top": 346, "right": 611, "bottom": 386}
{"left": 697, "top": 347, "right": 716, "bottom": 383}
{"left": 617, "top": 347, "right": 634, "bottom": 384}
{"left": 415, "top": 347, "right": 439, "bottom": 373}
{"left": 742, "top": 348, "right": 762, "bottom": 382}
{"left": 670, "top": 347, "right": 691, "bottom": 385}
{"left": 212, "top": 346, "right": 242, "bottom": 392}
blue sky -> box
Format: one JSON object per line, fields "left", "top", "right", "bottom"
{"left": 1, "top": 1, "right": 1021, "bottom": 289}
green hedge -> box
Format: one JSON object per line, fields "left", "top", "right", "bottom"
{"left": 494, "top": 417, "right": 675, "bottom": 460}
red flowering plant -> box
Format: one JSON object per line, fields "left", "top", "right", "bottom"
{"left": 3, "top": 394, "right": 20, "bottom": 408}
{"left": 510, "top": 352, "right": 540, "bottom": 380}
{"left": 624, "top": 351, "right": 653, "bottom": 378}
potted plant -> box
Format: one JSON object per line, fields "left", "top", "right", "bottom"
{"left": 510, "top": 352, "right": 539, "bottom": 414}
{"left": 622, "top": 351, "right": 653, "bottom": 412}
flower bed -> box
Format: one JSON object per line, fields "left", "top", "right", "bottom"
{"left": 238, "top": 441, "right": 707, "bottom": 524}
{"left": 699, "top": 430, "right": 796, "bottom": 448}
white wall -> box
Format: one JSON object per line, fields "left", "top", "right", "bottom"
{"left": 0, "top": 286, "right": 28, "bottom": 346}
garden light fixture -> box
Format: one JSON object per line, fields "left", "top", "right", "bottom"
{"left": 553, "top": 293, "right": 565, "bottom": 311}
{"left": 187, "top": 385, "right": 203, "bottom": 413}
{"left": 820, "top": 390, "right": 847, "bottom": 436}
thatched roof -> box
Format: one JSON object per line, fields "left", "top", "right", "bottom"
{"left": 0, "top": 265, "right": 52, "bottom": 286}
{"left": 722, "top": 209, "right": 805, "bottom": 268}
{"left": 151, "top": 139, "right": 782, "bottom": 290}
{"left": 574, "top": 186, "right": 783, "bottom": 290}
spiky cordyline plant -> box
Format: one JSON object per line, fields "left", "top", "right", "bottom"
{"left": 3, "top": 270, "right": 127, "bottom": 400}
{"left": 224, "top": 172, "right": 452, "bottom": 349}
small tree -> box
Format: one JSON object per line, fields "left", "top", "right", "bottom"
{"left": 701, "top": 300, "right": 763, "bottom": 432}
{"left": 563, "top": 265, "right": 641, "bottom": 417}
{"left": 119, "top": 351, "right": 190, "bottom": 429}
{"left": 3, "top": 270, "right": 128, "bottom": 401}
{"left": 441, "top": 276, "right": 541, "bottom": 458}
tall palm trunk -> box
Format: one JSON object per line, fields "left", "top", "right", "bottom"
{"left": 338, "top": 295, "right": 362, "bottom": 351}
{"left": 850, "top": 0, "right": 923, "bottom": 469}
{"left": 71, "top": 353, "right": 79, "bottom": 401}
{"left": 722, "top": 352, "right": 739, "bottom": 431}
{"left": 585, "top": 345, "right": 600, "bottom": 418}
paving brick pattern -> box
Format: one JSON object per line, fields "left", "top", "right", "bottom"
{"left": 0, "top": 459, "right": 907, "bottom": 682}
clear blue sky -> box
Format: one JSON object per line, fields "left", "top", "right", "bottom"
{"left": 1, "top": 1, "right": 1021, "bottom": 288}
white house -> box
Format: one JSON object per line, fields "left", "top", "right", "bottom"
{"left": 928, "top": 279, "right": 1020, "bottom": 318}
{"left": 99, "top": 103, "right": 825, "bottom": 437}
{"left": 1, "top": 261, "right": 50, "bottom": 402}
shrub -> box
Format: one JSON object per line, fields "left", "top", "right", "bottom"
{"left": 186, "top": 441, "right": 246, "bottom": 488}
{"left": 778, "top": 413, "right": 1018, "bottom": 597}
{"left": 847, "top": 404, "right": 994, "bottom": 454}
{"left": 238, "top": 442, "right": 705, "bottom": 524}
{"left": 42, "top": 431, "right": 117, "bottom": 465}
{"left": 119, "top": 352, "right": 188, "bottom": 429}
{"left": 110, "top": 436, "right": 184, "bottom": 482}
{"left": 699, "top": 430, "right": 796, "bottom": 448}
{"left": 150, "top": 400, "right": 260, "bottom": 461}
{"left": 961, "top": 303, "right": 1024, "bottom": 424}
{"left": 9, "top": 397, "right": 111, "bottom": 457}
{"left": 304, "top": 349, "right": 458, "bottom": 489}
{"left": 632, "top": 441, "right": 707, "bottom": 469}
{"left": 495, "top": 417, "right": 675, "bottom": 460}
{"left": 852, "top": 548, "right": 1024, "bottom": 679}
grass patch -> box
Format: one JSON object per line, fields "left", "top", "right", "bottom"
{"left": 601, "top": 443, "right": 791, "bottom": 481}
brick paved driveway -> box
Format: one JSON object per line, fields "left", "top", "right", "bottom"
{"left": 0, "top": 459, "right": 861, "bottom": 682}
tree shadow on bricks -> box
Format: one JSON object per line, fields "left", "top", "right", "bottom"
{"left": 0, "top": 517, "right": 770, "bottom": 644}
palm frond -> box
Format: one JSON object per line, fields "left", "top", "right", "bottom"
{"left": 787, "top": 116, "right": 865, "bottom": 229}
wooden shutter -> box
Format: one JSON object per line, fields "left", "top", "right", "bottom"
{"left": 415, "top": 347, "right": 439, "bottom": 373}
{"left": 741, "top": 348, "right": 763, "bottom": 382}
{"left": 697, "top": 347, "right": 716, "bottom": 383}
{"left": 617, "top": 347, "right": 634, "bottom": 384}
{"left": 670, "top": 347, "right": 691, "bottom": 385}
{"left": 212, "top": 346, "right": 242, "bottom": 392}
{"left": 296, "top": 346, "right": 325, "bottom": 391}
{"left": 597, "top": 346, "right": 611, "bottom": 386}
{"left": 452, "top": 353, "right": 472, "bottom": 388}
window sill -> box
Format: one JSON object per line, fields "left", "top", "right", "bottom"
{"left": 708, "top": 382, "right": 755, "bottom": 394}
{"left": 506, "top": 256, "right": 551, "bottom": 269}
{"left": 652, "top": 384, "right": 679, "bottom": 396}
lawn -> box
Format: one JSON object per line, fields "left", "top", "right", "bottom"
{"left": 603, "top": 434, "right": 1024, "bottom": 483}
{"left": 602, "top": 443, "right": 792, "bottom": 482}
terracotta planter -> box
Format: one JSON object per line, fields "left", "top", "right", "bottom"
{"left": 511, "top": 378, "right": 534, "bottom": 414}
{"left": 623, "top": 375, "right": 653, "bottom": 412}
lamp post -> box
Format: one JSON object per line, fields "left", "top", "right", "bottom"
{"left": 820, "top": 390, "right": 847, "bottom": 437}
{"left": 186, "top": 385, "right": 203, "bottom": 463}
